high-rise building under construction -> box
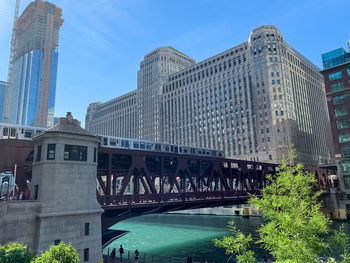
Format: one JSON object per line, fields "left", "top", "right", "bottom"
{"left": 3, "top": 0, "right": 63, "bottom": 127}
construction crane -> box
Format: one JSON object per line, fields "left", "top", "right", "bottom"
{"left": 3, "top": 0, "right": 20, "bottom": 122}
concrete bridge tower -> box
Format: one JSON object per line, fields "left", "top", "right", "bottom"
{"left": 30, "top": 112, "right": 103, "bottom": 262}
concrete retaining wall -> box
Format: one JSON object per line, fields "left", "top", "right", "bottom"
{"left": 0, "top": 200, "right": 40, "bottom": 251}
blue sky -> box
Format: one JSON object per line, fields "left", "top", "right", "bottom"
{"left": 0, "top": 0, "right": 349, "bottom": 126}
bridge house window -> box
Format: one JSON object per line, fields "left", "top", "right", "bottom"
{"left": 84, "top": 223, "right": 90, "bottom": 236}
{"left": 34, "top": 185, "right": 39, "bottom": 200}
{"left": 64, "top": 145, "right": 87, "bottom": 161}
{"left": 36, "top": 145, "right": 42, "bottom": 162}
{"left": 84, "top": 248, "right": 89, "bottom": 262}
{"left": 47, "top": 144, "right": 56, "bottom": 160}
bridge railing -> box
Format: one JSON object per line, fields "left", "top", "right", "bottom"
{"left": 98, "top": 190, "right": 260, "bottom": 207}
{"left": 103, "top": 248, "right": 201, "bottom": 263}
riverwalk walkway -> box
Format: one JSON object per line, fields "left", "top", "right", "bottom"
{"left": 103, "top": 249, "right": 201, "bottom": 263}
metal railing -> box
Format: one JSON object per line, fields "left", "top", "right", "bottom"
{"left": 98, "top": 190, "right": 259, "bottom": 207}
{"left": 103, "top": 248, "right": 201, "bottom": 263}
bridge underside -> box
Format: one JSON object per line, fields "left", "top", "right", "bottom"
{"left": 0, "top": 140, "right": 334, "bottom": 232}
{"left": 101, "top": 191, "right": 257, "bottom": 230}
{"left": 96, "top": 147, "right": 333, "bottom": 230}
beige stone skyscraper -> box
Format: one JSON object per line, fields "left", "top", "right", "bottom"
{"left": 137, "top": 47, "right": 195, "bottom": 141}
{"left": 162, "top": 26, "right": 333, "bottom": 167}
{"left": 86, "top": 25, "right": 334, "bottom": 168}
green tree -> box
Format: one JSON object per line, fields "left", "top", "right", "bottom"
{"left": 214, "top": 221, "right": 256, "bottom": 263}
{"left": 215, "top": 150, "right": 350, "bottom": 263}
{"left": 0, "top": 242, "right": 32, "bottom": 263}
{"left": 249, "top": 150, "right": 329, "bottom": 262}
{"left": 31, "top": 242, "right": 79, "bottom": 263}
{"left": 326, "top": 225, "right": 350, "bottom": 263}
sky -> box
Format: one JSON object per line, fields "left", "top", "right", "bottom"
{"left": 0, "top": 0, "right": 349, "bottom": 126}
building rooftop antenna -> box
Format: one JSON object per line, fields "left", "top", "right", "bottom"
{"left": 3, "top": 0, "right": 20, "bottom": 122}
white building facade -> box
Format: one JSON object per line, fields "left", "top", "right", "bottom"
{"left": 86, "top": 26, "right": 334, "bottom": 167}
{"left": 137, "top": 47, "right": 195, "bottom": 141}
{"left": 86, "top": 91, "right": 138, "bottom": 138}
{"left": 163, "top": 26, "right": 333, "bottom": 166}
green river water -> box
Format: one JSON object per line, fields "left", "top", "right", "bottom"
{"left": 107, "top": 213, "right": 350, "bottom": 263}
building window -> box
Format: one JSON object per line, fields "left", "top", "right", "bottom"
{"left": 330, "top": 82, "right": 344, "bottom": 92}
{"left": 85, "top": 223, "right": 90, "bottom": 236}
{"left": 84, "top": 248, "right": 89, "bottom": 262}
{"left": 347, "top": 68, "right": 350, "bottom": 76}
{"left": 328, "top": 72, "right": 342, "bottom": 81}
{"left": 269, "top": 155, "right": 272, "bottom": 160}
{"left": 334, "top": 106, "right": 347, "bottom": 117}
{"left": 341, "top": 146, "right": 350, "bottom": 157}
{"left": 47, "top": 144, "right": 56, "bottom": 160}
{"left": 344, "top": 175, "right": 350, "bottom": 189}
{"left": 54, "top": 239, "right": 60, "bottom": 245}
{"left": 339, "top": 133, "right": 350, "bottom": 143}
{"left": 336, "top": 119, "right": 350, "bottom": 129}
{"left": 36, "top": 145, "right": 42, "bottom": 162}
{"left": 93, "top": 148, "right": 97, "bottom": 163}
{"left": 64, "top": 145, "right": 87, "bottom": 161}
{"left": 342, "top": 161, "right": 350, "bottom": 172}
{"left": 333, "top": 95, "right": 346, "bottom": 105}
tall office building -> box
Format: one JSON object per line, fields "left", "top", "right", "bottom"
{"left": 137, "top": 47, "right": 195, "bottom": 141}
{"left": 3, "top": 0, "right": 63, "bottom": 127}
{"left": 321, "top": 40, "right": 350, "bottom": 213}
{"left": 163, "top": 26, "right": 333, "bottom": 167}
{"left": 0, "top": 81, "right": 6, "bottom": 123}
{"left": 86, "top": 91, "right": 138, "bottom": 138}
{"left": 86, "top": 25, "right": 334, "bottom": 168}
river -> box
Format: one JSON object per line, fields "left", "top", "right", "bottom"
{"left": 106, "top": 213, "right": 350, "bottom": 263}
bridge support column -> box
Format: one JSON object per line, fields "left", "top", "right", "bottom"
{"left": 30, "top": 113, "right": 103, "bottom": 262}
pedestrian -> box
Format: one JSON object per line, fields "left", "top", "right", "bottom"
{"left": 135, "top": 249, "right": 139, "bottom": 262}
{"left": 111, "top": 248, "right": 116, "bottom": 263}
{"left": 264, "top": 256, "right": 268, "bottom": 263}
{"left": 119, "top": 245, "right": 124, "bottom": 261}
{"left": 189, "top": 256, "right": 192, "bottom": 263}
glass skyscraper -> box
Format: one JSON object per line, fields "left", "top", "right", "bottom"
{"left": 321, "top": 40, "right": 350, "bottom": 216}
{"left": 322, "top": 47, "right": 350, "bottom": 69}
{"left": 9, "top": 50, "right": 58, "bottom": 126}
{"left": 3, "top": 0, "right": 63, "bottom": 127}
{"left": 0, "top": 81, "right": 6, "bottom": 123}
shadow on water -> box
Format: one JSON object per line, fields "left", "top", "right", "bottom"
{"left": 107, "top": 214, "right": 269, "bottom": 262}
{"left": 107, "top": 213, "right": 350, "bottom": 263}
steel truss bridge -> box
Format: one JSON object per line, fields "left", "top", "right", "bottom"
{"left": 96, "top": 147, "right": 332, "bottom": 230}
{"left": 0, "top": 139, "right": 334, "bottom": 230}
